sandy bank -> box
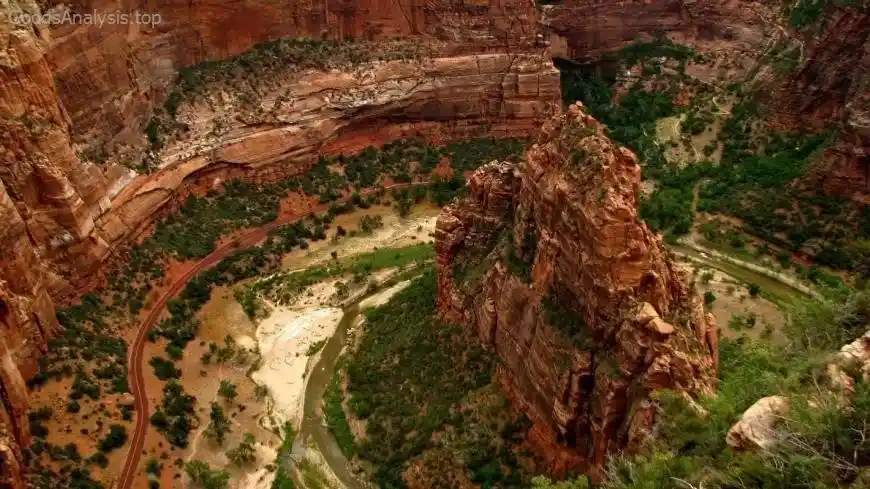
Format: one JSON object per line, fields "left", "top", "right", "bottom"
{"left": 358, "top": 280, "right": 411, "bottom": 310}
{"left": 252, "top": 306, "right": 343, "bottom": 426}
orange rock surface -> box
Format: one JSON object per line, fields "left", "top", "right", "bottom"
{"left": 435, "top": 103, "right": 718, "bottom": 478}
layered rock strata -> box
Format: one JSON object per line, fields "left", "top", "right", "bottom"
{"left": 0, "top": 0, "right": 560, "bottom": 481}
{"left": 435, "top": 103, "right": 718, "bottom": 478}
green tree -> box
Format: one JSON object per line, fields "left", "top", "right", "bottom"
{"left": 226, "top": 433, "right": 256, "bottom": 466}
{"left": 98, "top": 424, "right": 128, "bottom": 452}
{"left": 218, "top": 380, "right": 237, "bottom": 401}
{"left": 204, "top": 402, "right": 231, "bottom": 445}
{"left": 703, "top": 291, "right": 716, "bottom": 306}
{"left": 145, "top": 458, "right": 162, "bottom": 476}
{"left": 748, "top": 283, "right": 761, "bottom": 297}
{"left": 185, "top": 460, "right": 230, "bottom": 489}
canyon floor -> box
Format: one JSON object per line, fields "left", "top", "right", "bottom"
{"left": 135, "top": 203, "right": 438, "bottom": 489}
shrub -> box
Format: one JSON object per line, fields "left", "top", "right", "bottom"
{"left": 204, "top": 403, "right": 231, "bottom": 446}
{"left": 703, "top": 291, "right": 716, "bottom": 306}
{"left": 185, "top": 460, "right": 229, "bottom": 489}
{"left": 149, "top": 357, "right": 181, "bottom": 380}
{"left": 98, "top": 424, "right": 128, "bottom": 452}
{"left": 217, "top": 380, "right": 237, "bottom": 401}
{"left": 748, "top": 283, "right": 761, "bottom": 297}
{"left": 226, "top": 433, "right": 256, "bottom": 466}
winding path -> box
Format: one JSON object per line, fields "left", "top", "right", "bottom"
{"left": 116, "top": 184, "right": 415, "bottom": 489}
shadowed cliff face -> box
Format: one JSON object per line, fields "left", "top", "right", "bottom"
{"left": 435, "top": 103, "right": 718, "bottom": 479}
{"left": 774, "top": 8, "right": 869, "bottom": 200}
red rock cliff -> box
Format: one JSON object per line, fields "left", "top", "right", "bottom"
{"left": 435, "top": 103, "right": 718, "bottom": 478}
{"left": 0, "top": 0, "right": 560, "bottom": 481}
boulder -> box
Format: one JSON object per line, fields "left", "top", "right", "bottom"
{"left": 726, "top": 395, "right": 789, "bottom": 451}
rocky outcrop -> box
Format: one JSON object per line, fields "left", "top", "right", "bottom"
{"left": 837, "top": 330, "right": 870, "bottom": 381}
{"left": 435, "top": 103, "right": 717, "bottom": 478}
{"left": 726, "top": 395, "right": 789, "bottom": 451}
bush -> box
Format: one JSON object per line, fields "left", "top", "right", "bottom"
{"left": 146, "top": 458, "right": 162, "bottom": 476}
{"left": 204, "top": 403, "right": 231, "bottom": 446}
{"left": 748, "top": 283, "right": 761, "bottom": 297}
{"left": 98, "top": 424, "right": 128, "bottom": 452}
{"left": 149, "top": 357, "right": 181, "bottom": 380}
{"left": 185, "top": 460, "right": 229, "bottom": 489}
{"left": 703, "top": 291, "right": 716, "bottom": 306}
{"left": 226, "top": 433, "right": 256, "bottom": 466}
{"left": 217, "top": 380, "right": 237, "bottom": 401}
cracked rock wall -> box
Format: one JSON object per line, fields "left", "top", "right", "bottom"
{"left": 435, "top": 103, "right": 717, "bottom": 479}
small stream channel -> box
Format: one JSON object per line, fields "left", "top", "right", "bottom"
{"left": 293, "top": 303, "right": 368, "bottom": 489}
{"left": 668, "top": 244, "right": 811, "bottom": 304}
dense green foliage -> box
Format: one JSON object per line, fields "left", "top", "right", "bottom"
{"left": 150, "top": 380, "right": 197, "bottom": 448}
{"left": 241, "top": 242, "right": 434, "bottom": 308}
{"left": 345, "top": 269, "right": 531, "bottom": 489}
{"left": 149, "top": 356, "right": 181, "bottom": 380}
{"left": 324, "top": 367, "right": 357, "bottom": 458}
{"left": 97, "top": 424, "right": 127, "bottom": 452}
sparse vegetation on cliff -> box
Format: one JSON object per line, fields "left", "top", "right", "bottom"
{"left": 530, "top": 288, "right": 870, "bottom": 489}
{"left": 139, "top": 37, "right": 426, "bottom": 162}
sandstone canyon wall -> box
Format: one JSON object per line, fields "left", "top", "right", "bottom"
{"left": 435, "top": 103, "right": 718, "bottom": 478}
{"left": 0, "top": 0, "right": 560, "bottom": 482}
{"left": 541, "top": 0, "right": 869, "bottom": 201}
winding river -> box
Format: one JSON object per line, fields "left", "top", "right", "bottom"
{"left": 294, "top": 304, "right": 369, "bottom": 489}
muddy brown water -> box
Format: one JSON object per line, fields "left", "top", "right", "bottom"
{"left": 294, "top": 304, "right": 368, "bottom": 489}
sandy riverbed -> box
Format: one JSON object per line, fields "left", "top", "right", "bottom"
{"left": 252, "top": 304, "right": 343, "bottom": 426}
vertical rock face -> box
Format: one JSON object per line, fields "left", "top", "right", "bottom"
{"left": 771, "top": 7, "right": 869, "bottom": 199}
{"left": 435, "top": 103, "right": 718, "bottom": 478}
{"left": 0, "top": 184, "right": 57, "bottom": 489}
